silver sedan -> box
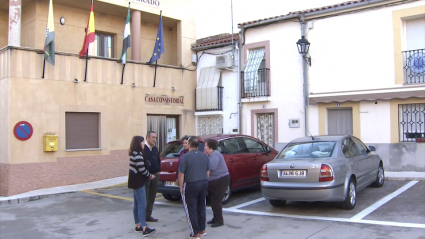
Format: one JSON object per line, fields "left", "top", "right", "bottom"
{"left": 261, "top": 135, "right": 385, "bottom": 210}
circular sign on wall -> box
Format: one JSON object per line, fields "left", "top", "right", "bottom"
{"left": 13, "top": 121, "right": 33, "bottom": 141}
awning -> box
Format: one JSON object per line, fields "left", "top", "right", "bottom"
{"left": 309, "top": 86, "right": 425, "bottom": 104}
{"left": 196, "top": 67, "right": 222, "bottom": 110}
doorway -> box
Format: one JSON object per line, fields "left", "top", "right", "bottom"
{"left": 147, "top": 115, "right": 179, "bottom": 153}
{"left": 327, "top": 108, "right": 353, "bottom": 135}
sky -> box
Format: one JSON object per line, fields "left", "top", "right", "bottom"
{"left": 195, "top": 0, "right": 347, "bottom": 39}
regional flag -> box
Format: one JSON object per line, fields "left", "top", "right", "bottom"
{"left": 79, "top": 0, "right": 95, "bottom": 57}
{"left": 121, "top": 7, "right": 131, "bottom": 64}
{"left": 147, "top": 11, "right": 164, "bottom": 64}
{"left": 44, "top": 0, "right": 55, "bottom": 65}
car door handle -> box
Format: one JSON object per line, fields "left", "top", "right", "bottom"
{"left": 228, "top": 158, "right": 234, "bottom": 163}
{"left": 252, "top": 158, "right": 257, "bottom": 160}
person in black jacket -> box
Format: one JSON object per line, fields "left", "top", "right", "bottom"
{"left": 128, "top": 136, "right": 156, "bottom": 237}
{"left": 144, "top": 131, "right": 161, "bottom": 222}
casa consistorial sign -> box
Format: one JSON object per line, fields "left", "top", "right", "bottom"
{"left": 145, "top": 94, "right": 184, "bottom": 105}
{"left": 129, "top": 0, "right": 161, "bottom": 8}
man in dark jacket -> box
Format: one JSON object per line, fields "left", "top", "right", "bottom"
{"left": 144, "top": 131, "right": 161, "bottom": 222}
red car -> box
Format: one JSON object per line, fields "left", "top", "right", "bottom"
{"left": 157, "top": 134, "right": 278, "bottom": 204}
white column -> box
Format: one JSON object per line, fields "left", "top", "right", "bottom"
{"left": 8, "top": 0, "right": 22, "bottom": 46}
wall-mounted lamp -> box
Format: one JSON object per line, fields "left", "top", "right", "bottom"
{"left": 132, "top": 83, "right": 136, "bottom": 87}
{"left": 171, "top": 87, "right": 175, "bottom": 91}
{"left": 60, "top": 17, "right": 66, "bottom": 25}
{"left": 74, "top": 79, "right": 79, "bottom": 83}
{"left": 296, "top": 36, "right": 311, "bottom": 66}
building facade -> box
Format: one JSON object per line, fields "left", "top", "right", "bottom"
{"left": 191, "top": 34, "right": 240, "bottom": 136}
{"left": 0, "top": 0, "right": 197, "bottom": 196}
{"left": 238, "top": 0, "right": 425, "bottom": 171}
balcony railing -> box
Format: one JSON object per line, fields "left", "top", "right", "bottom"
{"left": 195, "top": 86, "right": 223, "bottom": 112}
{"left": 241, "top": 68, "right": 270, "bottom": 98}
{"left": 403, "top": 49, "right": 425, "bottom": 84}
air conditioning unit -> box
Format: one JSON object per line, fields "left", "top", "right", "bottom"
{"left": 216, "top": 54, "right": 233, "bottom": 69}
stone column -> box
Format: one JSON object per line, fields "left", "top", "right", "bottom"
{"left": 8, "top": 0, "right": 22, "bottom": 46}
{"left": 131, "top": 10, "right": 141, "bottom": 61}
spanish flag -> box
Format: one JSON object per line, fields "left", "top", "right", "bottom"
{"left": 44, "top": 0, "right": 55, "bottom": 65}
{"left": 79, "top": 0, "right": 95, "bottom": 57}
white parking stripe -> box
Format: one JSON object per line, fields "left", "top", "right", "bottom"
{"left": 226, "top": 197, "right": 266, "bottom": 210}
{"left": 224, "top": 208, "right": 425, "bottom": 229}
{"left": 350, "top": 181, "right": 419, "bottom": 221}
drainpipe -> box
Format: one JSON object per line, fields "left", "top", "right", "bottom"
{"left": 300, "top": 15, "right": 309, "bottom": 137}
{"left": 238, "top": 28, "right": 244, "bottom": 135}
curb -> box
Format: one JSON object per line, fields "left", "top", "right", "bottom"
{"left": 0, "top": 191, "right": 77, "bottom": 206}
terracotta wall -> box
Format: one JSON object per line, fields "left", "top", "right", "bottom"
{"left": 0, "top": 150, "right": 128, "bottom": 196}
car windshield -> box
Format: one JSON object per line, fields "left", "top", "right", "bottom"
{"left": 160, "top": 142, "right": 205, "bottom": 158}
{"left": 276, "top": 141, "right": 336, "bottom": 159}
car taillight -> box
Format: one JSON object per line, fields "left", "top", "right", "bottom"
{"left": 319, "top": 164, "right": 334, "bottom": 182}
{"left": 261, "top": 164, "right": 269, "bottom": 181}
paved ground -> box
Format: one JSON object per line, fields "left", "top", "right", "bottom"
{"left": 1, "top": 180, "right": 424, "bottom": 239}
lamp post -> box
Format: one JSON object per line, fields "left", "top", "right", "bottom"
{"left": 296, "top": 36, "right": 311, "bottom": 66}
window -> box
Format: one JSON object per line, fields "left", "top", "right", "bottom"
{"left": 244, "top": 48, "right": 265, "bottom": 95}
{"left": 65, "top": 112, "right": 100, "bottom": 150}
{"left": 351, "top": 137, "right": 368, "bottom": 155}
{"left": 342, "top": 138, "right": 360, "bottom": 158}
{"left": 276, "top": 142, "right": 336, "bottom": 159}
{"left": 242, "top": 138, "right": 265, "bottom": 153}
{"left": 90, "top": 33, "right": 114, "bottom": 58}
{"left": 220, "top": 138, "right": 242, "bottom": 154}
{"left": 398, "top": 103, "right": 425, "bottom": 142}
{"left": 402, "top": 17, "right": 425, "bottom": 84}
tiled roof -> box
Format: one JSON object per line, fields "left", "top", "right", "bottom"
{"left": 238, "top": 0, "right": 368, "bottom": 27}
{"left": 192, "top": 33, "right": 239, "bottom": 49}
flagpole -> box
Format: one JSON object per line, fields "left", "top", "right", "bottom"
{"left": 42, "top": 59, "right": 46, "bottom": 78}
{"left": 121, "top": 64, "right": 125, "bottom": 84}
{"left": 84, "top": 48, "right": 89, "bottom": 82}
{"left": 153, "top": 61, "right": 157, "bottom": 87}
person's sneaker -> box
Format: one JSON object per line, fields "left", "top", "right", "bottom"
{"left": 135, "top": 226, "right": 143, "bottom": 232}
{"left": 207, "top": 219, "right": 215, "bottom": 224}
{"left": 143, "top": 227, "right": 156, "bottom": 237}
{"left": 200, "top": 230, "right": 207, "bottom": 236}
{"left": 190, "top": 233, "right": 201, "bottom": 239}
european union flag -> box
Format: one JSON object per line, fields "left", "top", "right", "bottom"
{"left": 148, "top": 11, "right": 164, "bottom": 64}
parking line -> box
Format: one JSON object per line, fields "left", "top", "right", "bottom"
{"left": 225, "top": 208, "right": 425, "bottom": 229}
{"left": 226, "top": 197, "right": 265, "bottom": 210}
{"left": 350, "top": 181, "right": 419, "bottom": 221}
{"left": 81, "top": 190, "right": 133, "bottom": 202}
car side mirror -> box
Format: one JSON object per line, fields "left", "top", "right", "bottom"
{"left": 368, "top": 146, "right": 376, "bottom": 152}
{"left": 172, "top": 153, "right": 180, "bottom": 157}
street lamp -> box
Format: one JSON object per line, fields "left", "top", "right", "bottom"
{"left": 296, "top": 36, "right": 311, "bottom": 66}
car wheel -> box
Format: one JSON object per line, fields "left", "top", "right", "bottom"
{"left": 221, "top": 182, "right": 232, "bottom": 205}
{"left": 340, "top": 179, "right": 356, "bottom": 210}
{"left": 162, "top": 193, "right": 181, "bottom": 201}
{"left": 269, "top": 199, "right": 286, "bottom": 207}
{"left": 371, "top": 163, "right": 385, "bottom": 188}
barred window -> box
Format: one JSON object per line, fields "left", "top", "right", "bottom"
{"left": 398, "top": 103, "right": 425, "bottom": 142}
{"left": 244, "top": 48, "right": 265, "bottom": 93}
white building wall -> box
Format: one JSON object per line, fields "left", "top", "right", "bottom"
{"left": 243, "top": 21, "right": 306, "bottom": 143}
{"left": 359, "top": 100, "right": 392, "bottom": 144}
{"left": 195, "top": 45, "right": 239, "bottom": 135}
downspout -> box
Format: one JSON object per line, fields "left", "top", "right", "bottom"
{"left": 300, "top": 15, "right": 309, "bottom": 137}
{"left": 238, "top": 28, "right": 244, "bottom": 135}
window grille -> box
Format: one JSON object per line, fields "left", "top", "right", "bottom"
{"left": 399, "top": 103, "right": 425, "bottom": 142}
{"left": 244, "top": 48, "right": 265, "bottom": 93}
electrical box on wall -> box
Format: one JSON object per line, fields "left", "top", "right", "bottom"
{"left": 289, "top": 119, "right": 300, "bottom": 128}
{"left": 43, "top": 135, "right": 58, "bottom": 152}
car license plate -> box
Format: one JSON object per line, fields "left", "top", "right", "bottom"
{"left": 165, "top": 181, "right": 178, "bottom": 187}
{"left": 279, "top": 170, "right": 307, "bottom": 177}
